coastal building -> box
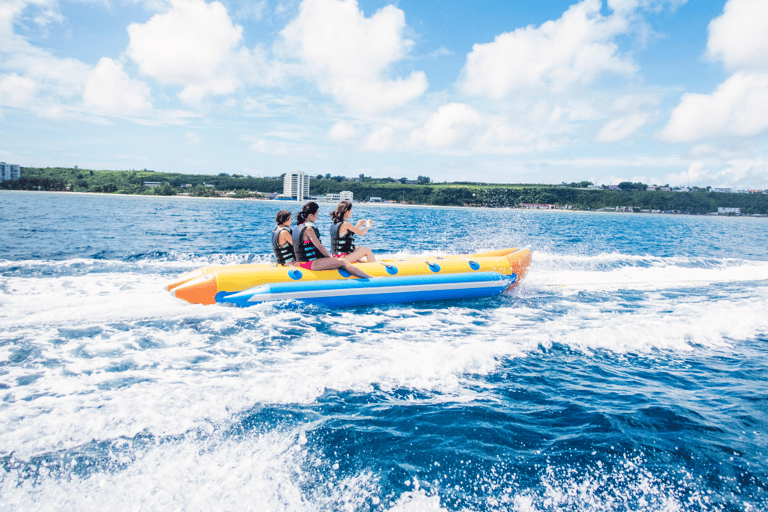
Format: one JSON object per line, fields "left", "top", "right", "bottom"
{"left": 0, "top": 162, "right": 21, "bottom": 181}
{"left": 283, "top": 171, "right": 310, "bottom": 200}
{"left": 718, "top": 207, "right": 741, "bottom": 214}
{"left": 316, "top": 191, "right": 353, "bottom": 203}
{"left": 143, "top": 181, "right": 161, "bottom": 187}
{"left": 519, "top": 203, "right": 555, "bottom": 209}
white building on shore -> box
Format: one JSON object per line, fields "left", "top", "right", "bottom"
{"left": 0, "top": 162, "right": 21, "bottom": 181}
{"left": 316, "top": 191, "right": 353, "bottom": 203}
{"left": 283, "top": 171, "right": 310, "bottom": 200}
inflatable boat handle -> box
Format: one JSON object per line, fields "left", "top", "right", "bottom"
{"left": 377, "top": 261, "right": 399, "bottom": 275}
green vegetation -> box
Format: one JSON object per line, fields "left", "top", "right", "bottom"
{"left": 5, "top": 167, "right": 768, "bottom": 215}
{"left": 7, "top": 167, "right": 283, "bottom": 196}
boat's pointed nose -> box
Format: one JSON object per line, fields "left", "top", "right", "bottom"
{"left": 171, "top": 273, "right": 217, "bottom": 304}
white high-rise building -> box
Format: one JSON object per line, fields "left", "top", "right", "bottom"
{"left": 0, "top": 162, "right": 21, "bottom": 181}
{"left": 283, "top": 171, "right": 310, "bottom": 200}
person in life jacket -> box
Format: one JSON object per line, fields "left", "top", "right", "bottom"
{"left": 330, "top": 201, "right": 375, "bottom": 264}
{"left": 271, "top": 210, "right": 296, "bottom": 266}
{"left": 292, "top": 202, "right": 371, "bottom": 278}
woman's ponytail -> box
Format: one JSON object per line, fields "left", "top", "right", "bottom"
{"left": 331, "top": 201, "right": 352, "bottom": 224}
{"left": 297, "top": 202, "right": 319, "bottom": 224}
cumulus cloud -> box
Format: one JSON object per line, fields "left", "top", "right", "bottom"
{"left": 707, "top": 0, "right": 768, "bottom": 71}
{"left": 127, "top": 0, "right": 242, "bottom": 100}
{"left": 127, "top": 0, "right": 280, "bottom": 104}
{"left": 607, "top": 0, "right": 688, "bottom": 15}
{"left": 0, "top": 1, "right": 160, "bottom": 121}
{"left": 659, "top": 72, "right": 768, "bottom": 142}
{"left": 459, "top": 0, "right": 636, "bottom": 98}
{"left": 361, "top": 126, "right": 396, "bottom": 152}
{"left": 714, "top": 158, "right": 768, "bottom": 187}
{"left": 596, "top": 113, "right": 649, "bottom": 142}
{"left": 410, "top": 103, "right": 484, "bottom": 149}
{"left": 663, "top": 158, "right": 768, "bottom": 188}
{"left": 405, "top": 101, "right": 584, "bottom": 156}
{"left": 663, "top": 161, "right": 712, "bottom": 185}
{"left": 661, "top": 0, "right": 768, "bottom": 144}
{"left": 245, "top": 138, "right": 291, "bottom": 155}
{"left": 280, "top": 0, "right": 428, "bottom": 113}
{"left": 0, "top": 73, "right": 38, "bottom": 107}
{"left": 327, "top": 120, "right": 357, "bottom": 141}
{"left": 82, "top": 58, "right": 152, "bottom": 115}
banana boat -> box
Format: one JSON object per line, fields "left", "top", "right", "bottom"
{"left": 166, "top": 247, "right": 532, "bottom": 308}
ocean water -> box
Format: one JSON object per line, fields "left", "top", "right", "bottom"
{"left": 1, "top": 190, "right": 767, "bottom": 511}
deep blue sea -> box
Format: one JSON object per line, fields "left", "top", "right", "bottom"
{"left": 1, "top": 190, "right": 767, "bottom": 511}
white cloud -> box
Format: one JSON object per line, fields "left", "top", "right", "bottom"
{"left": 410, "top": 103, "right": 483, "bottom": 149}
{"left": 361, "top": 125, "right": 395, "bottom": 152}
{"left": 82, "top": 58, "right": 152, "bottom": 115}
{"left": 663, "top": 161, "right": 712, "bottom": 185}
{"left": 0, "top": 1, "right": 159, "bottom": 121}
{"left": 280, "top": 0, "right": 428, "bottom": 113}
{"left": 429, "top": 46, "right": 453, "bottom": 59}
{"left": 127, "top": 0, "right": 243, "bottom": 85}
{"left": 327, "top": 120, "right": 357, "bottom": 141}
{"left": 607, "top": 0, "right": 688, "bottom": 15}
{"left": 459, "top": 0, "right": 636, "bottom": 99}
{"left": 127, "top": 0, "right": 280, "bottom": 103}
{"left": 661, "top": 158, "right": 768, "bottom": 188}
{"left": 660, "top": 0, "right": 768, "bottom": 146}
{"left": 611, "top": 93, "right": 659, "bottom": 111}
{"left": 0, "top": 73, "right": 38, "bottom": 107}
{"left": 659, "top": 72, "right": 768, "bottom": 142}
{"left": 234, "top": 0, "right": 267, "bottom": 21}
{"left": 246, "top": 138, "right": 291, "bottom": 155}
{"left": 714, "top": 158, "right": 768, "bottom": 187}
{"left": 596, "top": 113, "right": 649, "bottom": 142}
{"left": 186, "top": 131, "right": 201, "bottom": 144}
{"left": 707, "top": 0, "right": 768, "bottom": 72}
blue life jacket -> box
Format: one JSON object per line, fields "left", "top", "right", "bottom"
{"left": 271, "top": 226, "right": 294, "bottom": 265}
{"left": 330, "top": 222, "right": 355, "bottom": 255}
{"left": 292, "top": 223, "right": 322, "bottom": 262}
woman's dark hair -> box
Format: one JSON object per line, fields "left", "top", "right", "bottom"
{"left": 330, "top": 201, "right": 352, "bottom": 224}
{"left": 275, "top": 210, "right": 291, "bottom": 225}
{"left": 296, "top": 201, "right": 319, "bottom": 224}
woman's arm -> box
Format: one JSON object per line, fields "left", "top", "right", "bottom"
{"left": 341, "top": 219, "right": 372, "bottom": 236}
{"left": 279, "top": 230, "right": 292, "bottom": 246}
{"left": 305, "top": 228, "right": 332, "bottom": 258}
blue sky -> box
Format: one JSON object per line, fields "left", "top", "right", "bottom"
{"left": 2, "top": 0, "right": 768, "bottom": 188}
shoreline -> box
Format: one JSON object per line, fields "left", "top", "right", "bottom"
{"left": 2, "top": 189, "right": 765, "bottom": 218}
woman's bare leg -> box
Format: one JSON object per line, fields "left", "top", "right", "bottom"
{"left": 343, "top": 247, "right": 376, "bottom": 263}
{"left": 310, "top": 258, "right": 371, "bottom": 278}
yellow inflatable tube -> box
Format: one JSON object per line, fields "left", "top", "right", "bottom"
{"left": 167, "top": 247, "right": 532, "bottom": 305}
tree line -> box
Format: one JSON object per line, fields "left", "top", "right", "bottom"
{"left": 11, "top": 167, "right": 768, "bottom": 215}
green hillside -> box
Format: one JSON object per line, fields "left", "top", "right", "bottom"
{"left": 4, "top": 167, "right": 767, "bottom": 215}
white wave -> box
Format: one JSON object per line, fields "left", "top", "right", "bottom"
{"left": 527, "top": 258, "right": 768, "bottom": 292}
{"left": 532, "top": 250, "right": 767, "bottom": 269}
{"left": 0, "top": 252, "right": 274, "bottom": 272}
{"left": 2, "top": 256, "right": 768, "bottom": 458}
{"left": 0, "top": 428, "right": 379, "bottom": 512}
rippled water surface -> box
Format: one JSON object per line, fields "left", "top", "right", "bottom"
{"left": 1, "top": 191, "right": 767, "bottom": 511}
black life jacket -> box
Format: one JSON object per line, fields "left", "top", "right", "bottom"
{"left": 330, "top": 222, "right": 355, "bottom": 254}
{"left": 271, "top": 226, "right": 294, "bottom": 265}
{"left": 292, "top": 223, "right": 322, "bottom": 262}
